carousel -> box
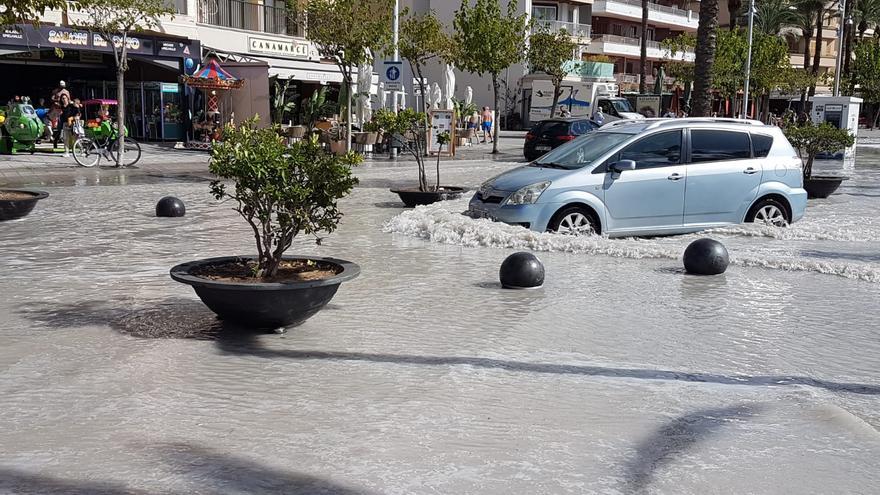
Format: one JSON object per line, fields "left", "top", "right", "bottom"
{"left": 181, "top": 58, "right": 245, "bottom": 150}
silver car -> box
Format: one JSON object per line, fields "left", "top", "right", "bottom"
{"left": 469, "top": 118, "right": 807, "bottom": 237}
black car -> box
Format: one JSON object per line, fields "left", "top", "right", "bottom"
{"left": 523, "top": 118, "right": 600, "bottom": 161}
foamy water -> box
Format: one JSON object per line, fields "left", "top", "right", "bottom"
{"left": 384, "top": 197, "right": 880, "bottom": 283}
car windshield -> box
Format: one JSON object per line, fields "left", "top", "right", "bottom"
{"left": 612, "top": 99, "right": 634, "bottom": 113}
{"left": 532, "top": 132, "right": 631, "bottom": 169}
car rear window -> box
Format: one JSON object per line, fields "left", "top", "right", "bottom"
{"left": 752, "top": 134, "right": 773, "bottom": 158}
{"left": 571, "top": 120, "right": 595, "bottom": 135}
{"left": 536, "top": 121, "right": 571, "bottom": 136}
{"left": 691, "top": 130, "right": 752, "bottom": 162}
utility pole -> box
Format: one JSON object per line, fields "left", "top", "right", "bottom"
{"left": 392, "top": 0, "right": 400, "bottom": 112}
{"left": 742, "top": 0, "right": 755, "bottom": 119}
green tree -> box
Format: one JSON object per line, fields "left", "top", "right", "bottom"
{"left": 692, "top": 0, "right": 721, "bottom": 116}
{"left": 855, "top": 0, "right": 880, "bottom": 39}
{"left": 661, "top": 32, "right": 696, "bottom": 89}
{"left": 303, "top": 0, "right": 393, "bottom": 152}
{"left": 374, "top": 108, "right": 431, "bottom": 191}
{"left": 0, "top": 0, "right": 69, "bottom": 25}
{"left": 77, "top": 0, "right": 173, "bottom": 167}
{"left": 784, "top": 123, "right": 854, "bottom": 178}
{"left": 755, "top": 0, "right": 800, "bottom": 35}
{"left": 853, "top": 40, "right": 880, "bottom": 127}
{"left": 453, "top": 0, "right": 528, "bottom": 154}
{"left": 210, "top": 118, "right": 359, "bottom": 278}
{"left": 270, "top": 75, "right": 296, "bottom": 125}
{"left": 400, "top": 11, "right": 450, "bottom": 111}
{"left": 527, "top": 28, "right": 577, "bottom": 118}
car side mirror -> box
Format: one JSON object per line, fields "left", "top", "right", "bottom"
{"left": 611, "top": 160, "right": 637, "bottom": 172}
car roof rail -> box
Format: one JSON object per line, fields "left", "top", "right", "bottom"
{"left": 644, "top": 117, "right": 766, "bottom": 130}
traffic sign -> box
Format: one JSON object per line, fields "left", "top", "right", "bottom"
{"left": 382, "top": 60, "right": 403, "bottom": 91}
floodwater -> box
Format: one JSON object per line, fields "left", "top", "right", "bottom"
{"left": 1, "top": 153, "right": 879, "bottom": 494}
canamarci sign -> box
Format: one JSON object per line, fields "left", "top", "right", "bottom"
{"left": 248, "top": 36, "right": 317, "bottom": 60}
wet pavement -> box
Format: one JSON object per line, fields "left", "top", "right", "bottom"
{"left": 0, "top": 146, "right": 878, "bottom": 494}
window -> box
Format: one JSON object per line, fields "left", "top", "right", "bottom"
{"left": 619, "top": 131, "right": 682, "bottom": 169}
{"left": 534, "top": 132, "right": 632, "bottom": 169}
{"left": 572, "top": 120, "right": 597, "bottom": 135}
{"left": 532, "top": 5, "right": 558, "bottom": 21}
{"left": 537, "top": 121, "right": 570, "bottom": 136}
{"left": 752, "top": 134, "right": 773, "bottom": 158}
{"left": 691, "top": 130, "right": 752, "bottom": 162}
{"left": 627, "top": 26, "right": 637, "bottom": 37}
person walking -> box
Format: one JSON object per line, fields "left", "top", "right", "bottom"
{"left": 480, "top": 106, "right": 493, "bottom": 143}
{"left": 51, "top": 80, "right": 70, "bottom": 106}
{"left": 52, "top": 94, "right": 72, "bottom": 150}
{"left": 593, "top": 107, "right": 605, "bottom": 126}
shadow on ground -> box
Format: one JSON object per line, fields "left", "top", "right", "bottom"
{"left": 0, "top": 442, "right": 376, "bottom": 495}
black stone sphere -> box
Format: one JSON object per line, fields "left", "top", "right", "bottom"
{"left": 683, "top": 238, "right": 729, "bottom": 275}
{"left": 499, "top": 252, "right": 545, "bottom": 289}
{"left": 156, "top": 196, "right": 186, "bottom": 217}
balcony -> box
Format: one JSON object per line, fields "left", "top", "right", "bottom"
{"left": 197, "top": 0, "right": 300, "bottom": 36}
{"left": 533, "top": 19, "right": 592, "bottom": 39}
{"left": 587, "top": 34, "right": 695, "bottom": 61}
{"left": 592, "top": 0, "right": 698, "bottom": 31}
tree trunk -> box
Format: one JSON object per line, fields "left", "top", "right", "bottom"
{"left": 843, "top": 0, "right": 854, "bottom": 80}
{"left": 799, "top": 31, "right": 811, "bottom": 111}
{"left": 492, "top": 74, "right": 499, "bottom": 155}
{"left": 116, "top": 67, "right": 125, "bottom": 167}
{"left": 639, "top": 0, "right": 649, "bottom": 95}
{"left": 691, "top": 0, "right": 719, "bottom": 117}
{"left": 808, "top": 8, "right": 823, "bottom": 100}
{"left": 728, "top": 0, "right": 741, "bottom": 30}
{"left": 761, "top": 92, "right": 771, "bottom": 123}
{"left": 435, "top": 141, "right": 442, "bottom": 190}
{"left": 873, "top": 104, "right": 880, "bottom": 129}
{"left": 550, "top": 80, "right": 561, "bottom": 118}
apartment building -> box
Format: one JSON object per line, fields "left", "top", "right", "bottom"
{"left": 588, "top": 0, "right": 698, "bottom": 91}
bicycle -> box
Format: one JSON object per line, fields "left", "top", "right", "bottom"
{"left": 73, "top": 134, "right": 141, "bottom": 168}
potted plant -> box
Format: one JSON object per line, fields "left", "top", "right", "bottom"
{"left": 0, "top": 189, "right": 49, "bottom": 221}
{"left": 326, "top": 125, "right": 349, "bottom": 155}
{"left": 784, "top": 122, "right": 856, "bottom": 198}
{"left": 362, "top": 121, "right": 381, "bottom": 145}
{"left": 376, "top": 108, "right": 465, "bottom": 207}
{"left": 170, "top": 118, "right": 361, "bottom": 329}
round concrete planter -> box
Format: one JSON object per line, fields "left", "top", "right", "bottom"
{"left": 170, "top": 255, "right": 360, "bottom": 329}
{"left": 804, "top": 176, "right": 849, "bottom": 199}
{"left": 0, "top": 189, "right": 49, "bottom": 221}
{"left": 391, "top": 186, "right": 466, "bottom": 207}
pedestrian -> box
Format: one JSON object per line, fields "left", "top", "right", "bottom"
{"left": 593, "top": 107, "right": 605, "bottom": 126}
{"left": 558, "top": 105, "right": 571, "bottom": 118}
{"left": 481, "top": 106, "right": 493, "bottom": 143}
{"left": 52, "top": 94, "right": 72, "bottom": 150}
{"left": 59, "top": 95, "right": 80, "bottom": 157}
{"left": 51, "top": 80, "right": 70, "bottom": 106}
{"left": 797, "top": 111, "right": 809, "bottom": 126}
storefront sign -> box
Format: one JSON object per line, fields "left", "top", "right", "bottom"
{"left": 161, "top": 83, "right": 180, "bottom": 93}
{"left": 248, "top": 36, "right": 315, "bottom": 59}
{"left": 0, "top": 24, "right": 196, "bottom": 61}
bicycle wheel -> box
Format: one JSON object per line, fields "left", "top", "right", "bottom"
{"left": 110, "top": 138, "right": 142, "bottom": 167}
{"left": 73, "top": 138, "right": 100, "bottom": 167}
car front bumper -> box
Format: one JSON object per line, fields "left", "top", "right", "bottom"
{"left": 467, "top": 193, "right": 559, "bottom": 232}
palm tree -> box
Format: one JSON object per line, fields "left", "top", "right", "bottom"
{"left": 792, "top": 0, "right": 820, "bottom": 69}
{"left": 855, "top": 0, "right": 880, "bottom": 39}
{"left": 640, "top": 0, "right": 649, "bottom": 94}
{"left": 810, "top": 2, "right": 827, "bottom": 86}
{"left": 692, "top": 0, "right": 720, "bottom": 115}
{"left": 755, "top": 0, "right": 800, "bottom": 35}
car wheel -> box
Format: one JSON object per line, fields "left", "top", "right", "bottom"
{"left": 746, "top": 197, "right": 790, "bottom": 227}
{"left": 549, "top": 206, "right": 599, "bottom": 236}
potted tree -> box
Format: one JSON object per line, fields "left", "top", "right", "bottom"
{"left": 170, "top": 118, "right": 360, "bottom": 329}
{"left": 0, "top": 189, "right": 49, "bottom": 221}
{"left": 377, "top": 108, "right": 465, "bottom": 207}
{"left": 784, "top": 123, "right": 856, "bottom": 198}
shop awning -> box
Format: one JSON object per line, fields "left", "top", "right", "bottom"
{"left": 268, "top": 66, "right": 343, "bottom": 84}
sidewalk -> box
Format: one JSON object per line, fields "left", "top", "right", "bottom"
{"left": 0, "top": 132, "right": 527, "bottom": 188}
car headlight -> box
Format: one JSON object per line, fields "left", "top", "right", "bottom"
{"left": 504, "top": 181, "right": 551, "bottom": 205}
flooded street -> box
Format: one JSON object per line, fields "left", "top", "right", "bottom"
{"left": 1, "top": 152, "right": 879, "bottom": 494}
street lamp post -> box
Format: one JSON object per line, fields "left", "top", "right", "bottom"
{"left": 742, "top": 0, "right": 756, "bottom": 119}
{"left": 833, "top": 0, "right": 850, "bottom": 97}
{"left": 391, "top": 0, "right": 400, "bottom": 112}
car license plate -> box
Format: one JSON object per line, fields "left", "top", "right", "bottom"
{"left": 536, "top": 145, "right": 551, "bottom": 151}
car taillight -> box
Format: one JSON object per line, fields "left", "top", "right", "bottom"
{"left": 525, "top": 133, "right": 535, "bottom": 140}
{"left": 556, "top": 135, "right": 576, "bottom": 141}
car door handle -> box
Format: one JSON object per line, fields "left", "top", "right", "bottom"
{"left": 743, "top": 167, "right": 758, "bottom": 175}
{"left": 667, "top": 173, "right": 683, "bottom": 181}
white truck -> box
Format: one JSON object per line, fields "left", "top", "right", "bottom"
{"left": 529, "top": 80, "right": 643, "bottom": 124}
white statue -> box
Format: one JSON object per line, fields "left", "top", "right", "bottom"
{"left": 397, "top": 84, "right": 407, "bottom": 110}
{"left": 379, "top": 82, "right": 388, "bottom": 109}
{"left": 465, "top": 86, "right": 473, "bottom": 107}
{"left": 431, "top": 82, "right": 442, "bottom": 110}
{"left": 444, "top": 64, "right": 456, "bottom": 110}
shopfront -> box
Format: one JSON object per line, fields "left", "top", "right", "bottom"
{"left": 0, "top": 24, "right": 199, "bottom": 141}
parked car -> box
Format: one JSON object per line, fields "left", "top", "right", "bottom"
{"left": 470, "top": 118, "right": 807, "bottom": 237}
{"left": 524, "top": 118, "right": 600, "bottom": 161}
